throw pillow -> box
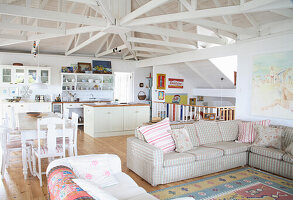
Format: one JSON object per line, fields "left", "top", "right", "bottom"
{"left": 73, "top": 179, "right": 118, "bottom": 200}
{"left": 253, "top": 125, "right": 282, "bottom": 149}
{"left": 69, "top": 156, "right": 118, "bottom": 188}
{"left": 217, "top": 120, "right": 241, "bottom": 141}
{"left": 138, "top": 118, "right": 175, "bottom": 153}
{"left": 285, "top": 142, "right": 293, "bottom": 155}
{"left": 170, "top": 128, "right": 193, "bottom": 153}
{"left": 238, "top": 120, "right": 271, "bottom": 143}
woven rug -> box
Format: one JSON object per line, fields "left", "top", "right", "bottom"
{"left": 150, "top": 167, "right": 293, "bottom": 200}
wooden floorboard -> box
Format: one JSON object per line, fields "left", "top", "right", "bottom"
{"left": 0, "top": 129, "right": 242, "bottom": 200}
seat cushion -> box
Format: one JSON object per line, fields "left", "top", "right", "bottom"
{"left": 104, "top": 173, "right": 147, "bottom": 200}
{"left": 217, "top": 120, "right": 240, "bottom": 141}
{"left": 163, "top": 152, "right": 195, "bottom": 167}
{"left": 282, "top": 154, "right": 293, "bottom": 164}
{"left": 186, "top": 147, "right": 223, "bottom": 161}
{"left": 250, "top": 146, "right": 285, "bottom": 160}
{"left": 194, "top": 121, "right": 223, "bottom": 145}
{"left": 33, "top": 144, "right": 64, "bottom": 155}
{"left": 203, "top": 141, "right": 251, "bottom": 155}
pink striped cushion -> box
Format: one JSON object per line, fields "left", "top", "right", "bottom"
{"left": 238, "top": 120, "right": 271, "bottom": 143}
{"left": 138, "top": 118, "right": 175, "bottom": 153}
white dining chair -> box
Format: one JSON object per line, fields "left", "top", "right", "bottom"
{"left": 57, "top": 112, "right": 79, "bottom": 156}
{"left": 32, "top": 117, "right": 66, "bottom": 186}
{"left": 0, "top": 118, "right": 32, "bottom": 178}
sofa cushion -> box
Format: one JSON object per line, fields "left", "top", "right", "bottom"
{"left": 282, "top": 154, "right": 293, "bottom": 164}
{"left": 253, "top": 125, "right": 282, "bottom": 149}
{"left": 184, "top": 124, "right": 200, "bottom": 147}
{"left": 238, "top": 120, "right": 271, "bottom": 143}
{"left": 194, "top": 121, "right": 223, "bottom": 145}
{"left": 104, "top": 173, "right": 147, "bottom": 200}
{"left": 217, "top": 120, "right": 240, "bottom": 141}
{"left": 171, "top": 128, "right": 193, "bottom": 153}
{"left": 138, "top": 118, "right": 175, "bottom": 153}
{"left": 186, "top": 147, "right": 223, "bottom": 161}
{"left": 202, "top": 141, "right": 251, "bottom": 155}
{"left": 163, "top": 152, "right": 195, "bottom": 167}
{"left": 250, "top": 146, "right": 285, "bottom": 160}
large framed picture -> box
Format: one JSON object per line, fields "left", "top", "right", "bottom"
{"left": 92, "top": 60, "right": 112, "bottom": 74}
{"left": 77, "top": 62, "right": 91, "bottom": 73}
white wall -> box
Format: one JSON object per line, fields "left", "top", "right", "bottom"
{"left": 236, "top": 33, "right": 293, "bottom": 127}
{"left": 0, "top": 52, "right": 152, "bottom": 102}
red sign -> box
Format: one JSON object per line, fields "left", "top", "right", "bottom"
{"left": 168, "top": 78, "right": 184, "bottom": 89}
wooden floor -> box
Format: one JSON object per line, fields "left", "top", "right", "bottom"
{"left": 0, "top": 128, "right": 242, "bottom": 200}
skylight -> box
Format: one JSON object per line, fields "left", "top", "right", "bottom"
{"left": 209, "top": 56, "right": 237, "bottom": 83}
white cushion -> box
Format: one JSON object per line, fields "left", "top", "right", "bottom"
{"left": 104, "top": 173, "right": 147, "bottom": 200}
{"left": 194, "top": 121, "right": 223, "bottom": 145}
{"left": 171, "top": 128, "right": 193, "bottom": 153}
{"left": 68, "top": 154, "right": 119, "bottom": 188}
{"left": 253, "top": 125, "right": 282, "bottom": 149}
{"left": 72, "top": 178, "right": 118, "bottom": 200}
{"left": 138, "top": 118, "right": 175, "bottom": 153}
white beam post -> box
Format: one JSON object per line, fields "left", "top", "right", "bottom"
{"left": 95, "top": 44, "right": 127, "bottom": 57}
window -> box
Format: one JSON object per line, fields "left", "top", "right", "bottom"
{"left": 114, "top": 72, "right": 133, "bottom": 103}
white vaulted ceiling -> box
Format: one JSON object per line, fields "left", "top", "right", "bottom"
{"left": 0, "top": 0, "right": 292, "bottom": 61}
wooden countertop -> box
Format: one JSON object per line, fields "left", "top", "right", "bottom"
{"left": 83, "top": 103, "right": 150, "bottom": 107}
{"left": 52, "top": 101, "right": 111, "bottom": 104}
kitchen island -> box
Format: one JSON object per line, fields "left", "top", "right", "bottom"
{"left": 83, "top": 103, "right": 150, "bottom": 137}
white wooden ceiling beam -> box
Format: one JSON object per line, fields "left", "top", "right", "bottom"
{"left": 119, "top": 33, "right": 138, "bottom": 60}
{"left": 260, "top": 19, "right": 293, "bottom": 36}
{"left": 184, "top": 19, "right": 258, "bottom": 35}
{"left": 179, "top": 0, "right": 193, "bottom": 11}
{"left": 132, "top": 46, "right": 174, "bottom": 54}
{"left": 94, "top": 34, "right": 111, "bottom": 56}
{"left": 130, "top": 25, "right": 227, "bottom": 45}
{"left": 271, "top": 9, "right": 293, "bottom": 18}
{"left": 136, "top": 44, "right": 237, "bottom": 67}
{"left": 0, "top": 4, "right": 107, "bottom": 27}
{"left": 136, "top": 53, "right": 155, "bottom": 58}
{"left": 125, "top": 0, "right": 292, "bottom": 27}
{"left": 65, "top": 31, "right": 107, "bottom": 56}
{"left": 212, "top": 0, "right": 232, "bottom": 25}
{"left": 0, "top": 34, "right": 27, "bottom": 41}
{"left": 120, "top": 0, "right": 171, "bottom": 25}
{"left": 128, "top": 37, "right": 197, "bottom": 49}
{"left": 0, "top": 22, "right": 65, "bottom": 34}
{"left": 95, "top": 44, "right": 127, "bottom": 58}
{"left": 191, "top": 0, "right": 197, "bottom": 10}
{"left": 96, "top": 0, "right": 116, "bottom": 25}
{"left": 123, "top": 54, "right": 134, "bottom": 60}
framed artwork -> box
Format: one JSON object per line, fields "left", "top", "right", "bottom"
{"left": 61, "top": 66, "right": 74, "bottom": 73}
{"left": 197, "top": 96, "right": 204, "bottom": 101}
{"left": 92, "top": 60, "right": 112, "bottom": 74}
{"left": 168, "top": 78, "right": 184, "bottom": 89}
{"left": 157, "top": 74, "right": 166, "bottom": 89}
{"left": 189, "top": 98, "right": 196, "bottom": 105}
{"left": 209, "top": 113, "right": 216, "bottom": 120}
{"left": 203, "top": 113, "right": 210, "bottom": 120}
{"left": 77, "top": 62, "right": 91, "bottom": 73}
{"left": 165, "top": 93, "right": 188, "bottom": 104}
{"left": 158, "top": 91, "right": 165, "bottom": 100}
{"left": 251, "top": 50, "right": 293, "bottom": 120}
{"left": 71, "top": 64, "right": 78, "bottom": 73}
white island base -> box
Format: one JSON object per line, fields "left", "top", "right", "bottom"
{"left": 84, "top": 104, "right": 150, "bottom": 137}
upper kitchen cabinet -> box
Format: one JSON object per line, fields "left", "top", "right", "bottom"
{"left": 0, "top": 65, "right": 51, "bottom": 85}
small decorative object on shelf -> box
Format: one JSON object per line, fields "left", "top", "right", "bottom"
{"left": 189, "top": 98, "right": 196, "bottom": 105}
{"left": 158, "top": 91, "right": 165, "bottom": 100}
{"left": 77, "top": 62, "right": 92, "bottom": 73}
{"left": 92, "top": 60, "right": 112, "bottom": 74}
{"left": 209, "top": 113, "right": 216, "bottom": 120}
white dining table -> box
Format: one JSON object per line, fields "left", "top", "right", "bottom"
{"left": 18, "top": 112, "right": 74, "bottom": 179}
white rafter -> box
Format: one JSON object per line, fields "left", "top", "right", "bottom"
{"left": 127, "top": 37, "right": 197, "bottom": 49}
{"left": 132, "top": 46, "right": 174, "bottom": 54}
{"left": 94, "top": 34, "right": 111, "bottom": 57}
{"left": 0, "top": 4, "right": 107, "bottom": 26}
{"left": 130, "top": 25, "right": 227, "bottom": 45}
{"left": 120, "top": 0, "right": 171, "bottom": 25}
{"left": 271, "top": 9, "right": 293, "bottom": 18}
{"left": 65, "top": 31, "right": 107, "bottom": 56}
{"left": 95, "top": 44, "right": 127, "bottom": 58}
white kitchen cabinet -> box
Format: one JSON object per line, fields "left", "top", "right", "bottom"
{"left": 0, "top": 65, "right": 51, "bottom": 85}
{"left": 84, "top": 105, "right": 150, "bottom": 137}
{"left": 124, "top": 106, "right": 150, "bottom": 131}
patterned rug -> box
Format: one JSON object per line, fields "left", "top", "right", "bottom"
{"left": 150, "top": 167, "right": 293, "bottom": 200}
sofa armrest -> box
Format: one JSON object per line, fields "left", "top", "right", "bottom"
{"left": 127, "top": 137, "right": 163, "bottom": 168}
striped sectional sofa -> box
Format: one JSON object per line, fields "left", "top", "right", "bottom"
{"left": 127, "top": 120, "right": 293, "bottom": 186}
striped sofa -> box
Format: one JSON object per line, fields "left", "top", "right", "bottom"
{"left": 127, "top": 120, "right": 293, "bottom": 186}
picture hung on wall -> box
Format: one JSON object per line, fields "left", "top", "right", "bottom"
{"left": 168, "top": 78, "right": 184, "bottom": 89}
{"left": 165, "top": 93, "right": 188, "bottom": 105}
{"left": 197, "top": 96, "right": 204, "bottom": 101}
{"left": 61, "top": 66, "right": 74, "bottom": 73}
{"left": 157, "top": 74, "right": 166, "bottom": 89}
{"left": 77, "top": 62, "right": 91, "bottom": 73}
{"left": 189, "top": 98, "right": 196, "bottom": 105}
{"left": 251, "top": 50, "right": 293, "bottom": 120}
{"left": 92, "top": 60, "right": 112, "bottom": 74}
{"left": 158, "top": 91, "right": 165, "bottom": 100}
